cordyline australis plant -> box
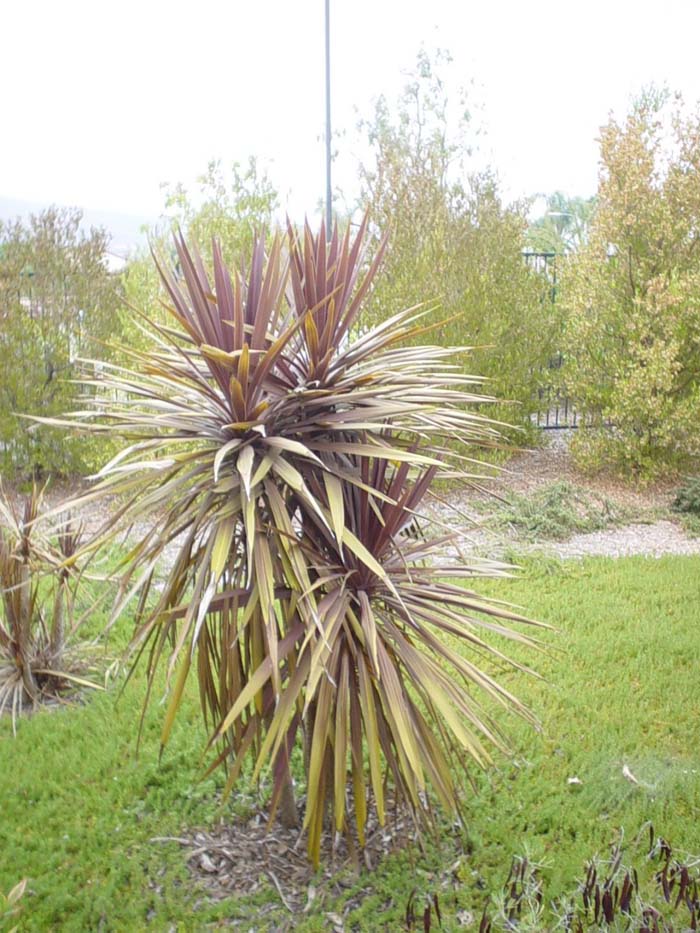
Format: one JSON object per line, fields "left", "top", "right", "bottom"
{"left": 0, "top": 485, "right": 100, "bottom": 730}
{"left": 49, "top": 217, "right": 544, "bottom": 865}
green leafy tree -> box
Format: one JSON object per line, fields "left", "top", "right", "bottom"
{"left": 0, "top": 208, "right": 122, "bottom": 477}
{"left": 357, "top": 52, "right": 556, "bottom": 436}
{"left": 559, "top": 89, "right": 700, "bottom": 477}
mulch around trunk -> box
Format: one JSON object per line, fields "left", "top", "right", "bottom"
{"left": 151, "top": 801, "right": 437, "bottom": 929}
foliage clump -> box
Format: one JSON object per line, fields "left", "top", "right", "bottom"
{"left": 672, "top": 475, "right": 700, "bottom": 536}
{"left": 493, "top": 481, "right": 627, "bottom": 541}
{"left": 559, "top": 89, "right": 700, "bottom": 479}
{"left": 672, "top": 475, "right": 700, "bottom": 516}
{"left": 56, "top": 217, "right": 544, "bottom": 865}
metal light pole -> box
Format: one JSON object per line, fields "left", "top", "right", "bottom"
{"left": 324, "top": 0, "right": 332, "bottom": 234}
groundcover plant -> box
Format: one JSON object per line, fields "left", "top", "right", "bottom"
{"left": 47, "top": 217, "right": 544, "bottom": 865}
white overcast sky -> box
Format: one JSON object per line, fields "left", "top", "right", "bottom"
{"left": 3, "top": 0, "right": 700, "bottom": 225}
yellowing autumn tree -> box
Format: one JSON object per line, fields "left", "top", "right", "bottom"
{"left": 560, "top": 89, "right": 700, "bottom": 477}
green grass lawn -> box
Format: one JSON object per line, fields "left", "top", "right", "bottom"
{"left": 1, "top": 556, "right": 699, "bottom": 931}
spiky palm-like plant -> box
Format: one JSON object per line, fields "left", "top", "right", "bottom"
{"left": 50, "top": 217, "right": 544, "bottom": 864}
{"left": 0, "top": 485, "right": 99, "bottom": 730}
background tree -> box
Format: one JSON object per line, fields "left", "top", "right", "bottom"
{"left": 121, "top": 158, "right": 278, "bottom": 338}
{"left": 526, "top": 191, "right": 596, "bottom": 254}
{"left": 559, "top": 88, "right": 700, "bottom": 477}
{"left": 357, "top": 52, "right": 557, "bottom": 437}
{"left": 159, "top": 157, "right": 278, "bottom": 268}
{"left": 0, "top": 207, "right": 122, "bottom": 477}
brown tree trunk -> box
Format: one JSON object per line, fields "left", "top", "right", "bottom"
{"left": 266, "top": 698, "right": 300, "bottom": 829}
{"left": 277, "top": 764, "right": 298, "bottom": 829}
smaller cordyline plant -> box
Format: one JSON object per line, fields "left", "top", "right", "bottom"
{"left": 0, "top": 484, "right": 101, "bottom": 731}
{"left": 43, "top": 215, "right": 547, "bottom": 865}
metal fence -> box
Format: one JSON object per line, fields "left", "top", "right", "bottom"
{"left": 533, "top": 386, "right": 585, "bottom": 429}
{"left": 523, "top": 250, "right": 584, "bottom": 430}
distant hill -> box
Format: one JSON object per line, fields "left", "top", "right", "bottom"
{"left": 0, "top": 196, "right": 154, "bottom": 263}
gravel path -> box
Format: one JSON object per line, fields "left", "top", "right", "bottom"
{"left": 430, "top": 515, "right": 700, "bottom": 562}
{"left": 550, "top": 520, "right": 700, "bottom": 559}
{"left": 15, "top": 433, "right": 700, "bottom": 563}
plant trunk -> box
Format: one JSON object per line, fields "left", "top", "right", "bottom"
{"left": 277, "top": 764, "right": 299, "bottom": 829}
{"left": 303, "top": 699, "right": 315, "bottom": 778}
{"left": 50, "top": 582, "right": 65, "bottom": 660}
{"left": 302, "top": 702, "right": 333, "bottom": 831}
{"left": 265, "top": 692, "right": 299, "bottom": 829}
{"left": 16, "top": 561, "right": 39, "bottom": 704}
